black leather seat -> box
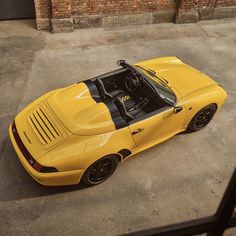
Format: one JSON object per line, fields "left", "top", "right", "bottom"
{"left": 114, "top": 97, "right": 146, "bottom": 121}
{"left": 114, "top": 97, "right": 134, "bottom": 121}
{"left": 95, "top": 79, "right": 125, "bottom": 100}
{"left": 95, "top": 78, "right": 112, "bottom": 99}
{"left": 128, "top": 105, "right": 146, "bottom": 118}
{"left": 94, "top": 78, "right": 146, "bottom": 120}
{"left": 110, "top": 90, "right": 123, "bottom": 98}
{"left": 112, "top": 91, "right": 136, "bottom": 110}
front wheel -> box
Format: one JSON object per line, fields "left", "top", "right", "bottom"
{"left": 82, "top": 155, "right": 119, "bottom": 186}
{"left": 187, "top": 104, "right": 217, "bottom": 132}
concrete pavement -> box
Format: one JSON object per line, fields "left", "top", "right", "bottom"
{"left": 0, "top": 19, "right": 236, "bottom": 235}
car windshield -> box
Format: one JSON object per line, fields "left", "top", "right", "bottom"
{"left": 134, "top": 66, "right": 176, "bottom": 106}
{"left": 117, "top": 60, "right": 177, "bottom": 106}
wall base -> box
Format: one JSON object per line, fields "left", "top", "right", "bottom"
{"left": 51, "top": 18, "right": 73, "bottom": 33}
{"left": 175, "top": 9, "right": 199, "bottom": 24}
{"left": 36, "top": 18, "right": 51, "bottom": 31}
{"left": 73, "top": 11, "right": 175, "bottom": 29}
{"left": 73, "top": 15, "right": 103, "bottom": 29}
{"left": 214, "top": 6, "right": 236, "bottom": 19}
{"left": 199, "top": 6, "right": 215, "bottom": 20}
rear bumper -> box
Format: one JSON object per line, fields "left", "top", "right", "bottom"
{"left": 9, "top": 122, "right": 85, "bottom": 186}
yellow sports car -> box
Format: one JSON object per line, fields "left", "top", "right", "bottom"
{"left": 9, "top": 57, "right": 227, "bottom": 186}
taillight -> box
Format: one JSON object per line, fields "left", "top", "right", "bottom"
{"left": 33, "top": 161, "right": 43, "bottom": 172}
{"left": 12, "top": 121, "right": 58, "bottom": 173}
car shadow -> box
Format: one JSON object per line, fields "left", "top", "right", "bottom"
{"left": 1, "top": 132, "right": 191, "bottom": 202}
{"left": 0, "top": 141, "right": 91, "bottom": 202}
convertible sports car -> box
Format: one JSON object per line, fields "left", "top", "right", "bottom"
{"left": 9, "top": 57, "right": 227, "bottom": 186}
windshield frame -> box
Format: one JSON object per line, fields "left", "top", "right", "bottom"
{"left": 118, "top": 60, "right": 177, "bottom": 106}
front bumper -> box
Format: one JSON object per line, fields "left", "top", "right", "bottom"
{"left": 9, "top": 122, "right": 85, "bottom": 186}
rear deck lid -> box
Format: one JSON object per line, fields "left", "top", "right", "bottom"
{"left": 47, "top": 83, "right": 116, "bottom": 136}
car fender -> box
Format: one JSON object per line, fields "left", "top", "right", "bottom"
{"left": 38, "top": 126, "right": 135, "bottom": 172}
{"left": 180, "top": 84, "right": 228, "bottom": 128}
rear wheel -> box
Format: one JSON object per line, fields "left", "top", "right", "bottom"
{"left": 187, "top": 104, "right": 217, "bottom": 132}
{"left": 82, "top": 155, "right": 119, "bottom": 186}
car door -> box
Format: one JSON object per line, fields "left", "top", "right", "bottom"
{"left": 129, "top": 106, "right": 186, "bottom": 148}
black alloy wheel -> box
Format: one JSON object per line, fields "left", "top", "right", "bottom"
{"left": 187, "top": 104, "right": 217, "bottom": 132}
{"left": 82, "top": 155, "right": 119, "bottom": 186}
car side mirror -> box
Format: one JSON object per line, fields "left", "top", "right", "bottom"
{"left": 173, "top": 106, "right": 183, "bottom": 114}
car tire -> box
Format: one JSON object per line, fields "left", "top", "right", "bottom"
{"left": 82, "top": 155, "right": 119, "bottom": 186}
{"left": 187, "top": 104, "right": 217, "bottom": 132}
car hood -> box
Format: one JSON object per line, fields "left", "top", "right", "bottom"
{"left": 47, "top": 83, "right": 116, "bottom": 136}
{"left": 137, "top": 57, "right": 217, "bottom": 98}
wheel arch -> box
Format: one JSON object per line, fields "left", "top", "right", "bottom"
{"left": 212, "top": 102, "right": 218, "bottom": 111}
{"left": 80, "top": 153, "right": 120, "bottom": 186}
{"left": 181, "top": 87, "right": 224, "bottom": 128}
{"left": 186, "top": 103, "right": 218, "bottom": 132}
{"left": 118, "top": 149, "right": 132, "bottom": 161}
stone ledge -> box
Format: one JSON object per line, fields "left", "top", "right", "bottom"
{"left": 152, "top": 10, "right": 175, "bottom": 23}
{"left": 199, "top": 6, "right": 215, "bottom": 20}
{"left": 73, "top": 11, "right": 175, "bottom": 29}
{"left": 51, "top": 18, "right": 73, "bottom": 33}
{"left": 36, "top": 18, "right": 51, "bottom": 31}
{"left": 73, "top": 15, "right": 102, "bottom": 29}
{"left": 103, "top": 13, "right": 153, "bottom": 27}
{"left": 214, "top": 6, "right": 236, "bottom": 19}
{"left": 175, "top": 9, "right": 199, "bottom": 24}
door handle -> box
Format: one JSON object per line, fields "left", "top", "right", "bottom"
{"left": 132, "top": 128, "right": 144, "bottom": 135}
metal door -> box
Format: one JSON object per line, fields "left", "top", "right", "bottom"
{"left": 0, "top": 0, "right": 35, "bottom": 20}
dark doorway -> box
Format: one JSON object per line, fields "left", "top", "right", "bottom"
{"left": 0, "top": 0, "right": 35, "bottom": 20}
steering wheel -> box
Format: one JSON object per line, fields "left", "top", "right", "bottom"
{"left": 125, "top": 74, "right": 140, "bottom": 92}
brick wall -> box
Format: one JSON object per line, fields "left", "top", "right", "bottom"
{"left": 34, "top": 0, "right": 51, "bottom": 30}
{"left": 52, "top": 0, "right": 71, "bottom": 18}
{"left": 71, "top": 0, "right": 177, "bottom": 15}
{"left": 50, "top": 0, "right": 73, "bottom": 33}
{"left": 34, "top": 0, "right": 236, "bottom": 33}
